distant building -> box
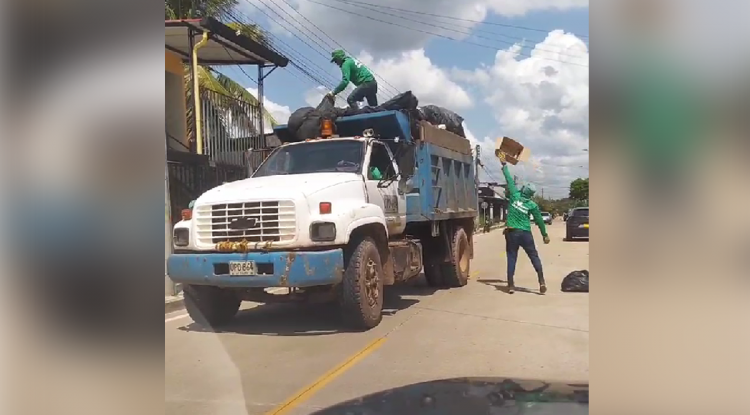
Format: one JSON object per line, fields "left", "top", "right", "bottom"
{"left": 478, "top": 183, "right": 507, "bottom": 223}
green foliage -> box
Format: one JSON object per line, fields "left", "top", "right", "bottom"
{"left": 168, "top": 0, "right": 277, "bottom": 138}
{"left": 569, "top": 178, "right": 589, "bottom": 202}
{"left": 165, "top": 0, "right": 239, "bottom": 20}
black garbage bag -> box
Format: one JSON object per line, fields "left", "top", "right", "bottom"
{"left": 379, "top": 91, "right": 419, "bottom": 111}
{"left": 287, "top": 107, "right": 314, "bottom": 137}
{"left": 418, "top": 105, "right": 466, "bottom": 137}
{"left": 288, "top": 95, "right": 339, "bottom": 141}
{"left": 316, "top": 94, "right": 337, "bottom": 117}
{"left": 336, "top": 91, "right": 419, "bottom": 117}
{"left": 561, "top": 270, "right": 589, "bottom": 292}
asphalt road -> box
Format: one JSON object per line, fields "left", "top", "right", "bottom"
{"left": 165, "top": 220, "right": 589, "bottom": 415}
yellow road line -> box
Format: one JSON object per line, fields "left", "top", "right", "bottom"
{"left": 265, "top": 337, "right": 387, "bottom": 415}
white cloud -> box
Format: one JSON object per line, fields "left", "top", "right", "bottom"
{"left": 303, "top": 49, "right": 472, "bottom": 110}
{"left": 459, "top": 30, "right": 589, "bottom": 198}
{"left": 358, "top": 49, "right": 472, "bottom": 109}
{"left": 246, "top": 88, "right": 292, "bottom": 132}
{"left": 275, "top": 0, "right": 588, "bottom": 54}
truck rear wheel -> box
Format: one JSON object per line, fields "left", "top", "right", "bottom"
{"left": 441, "top": 227, "right": 471, "bottom": 287}
{"left": 339, "top": 237, "right": 384, "bottom": 330}
{"left": 184, "top": 285, "right": 241, "bottom": 328}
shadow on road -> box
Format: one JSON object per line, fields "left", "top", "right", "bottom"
{"left": 477, "top": 279, "right": 544, "bottom": 296}
{"left": 177, "top": 276, "right": 440, "bottom": 336}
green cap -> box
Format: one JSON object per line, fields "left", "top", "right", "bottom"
{"left": 330, "top": 49, "right": 346, "bottom": 62}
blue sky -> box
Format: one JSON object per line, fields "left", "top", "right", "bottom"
{"left": 219, "top": 0, "right": 589, "bottom": 198}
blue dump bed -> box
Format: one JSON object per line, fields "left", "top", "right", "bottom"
{"left": 274, "top": 111, "right": 477, "bottom": 223}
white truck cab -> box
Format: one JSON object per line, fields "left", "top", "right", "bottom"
{"left": 168, "top": 111, "right": 476, "bottom": 331}
{"left": 173, "top": 136, "right": 407, "bottom": 252}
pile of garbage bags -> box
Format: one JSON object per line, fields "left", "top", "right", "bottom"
{"left": 561, "top": 270, "right": 589, "bottom": 292}
{"left": 285, "top": 91, "right": 466, "bottom": 142}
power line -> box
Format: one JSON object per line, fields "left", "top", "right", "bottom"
{"left": 228, "top": 7, "right": 350, "bottom": 105}
{"left": 306, "top": 0, "right": 588, "bottom": 68}
{"left": 222, "top": 10, "right": 332, "bottom": 85}
{"left": 241, "top": 0, "right": 402, "bottom": 99}
{"left": 329, "top": 0, "right": 589, "bottom": 61}
{"left": 278, "top": 0, "right": 402, "bottom": 99}
{"left": 326, "top": 0, "right": 589, "bottom": 40}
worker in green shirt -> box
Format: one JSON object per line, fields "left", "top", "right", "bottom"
{"left": 327, "top": 49, "right": 378, "bottom": 110}
{"left": 500, "top": 155, "right": 550, "bottom": 294}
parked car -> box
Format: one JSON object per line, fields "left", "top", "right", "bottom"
{"left": 540, "top": 212, "right": 553, "bottom": 225}
{"left": 565, "top": 207, "right": 589, "bottom": 240}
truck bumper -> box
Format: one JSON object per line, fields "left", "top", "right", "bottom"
{"left": 167, "top": 249, "right": 345, "bottom": 288}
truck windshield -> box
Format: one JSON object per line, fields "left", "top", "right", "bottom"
{"left": 253, "top": 140, "right": 365, "bottom": 177}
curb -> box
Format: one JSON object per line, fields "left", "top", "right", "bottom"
{"left": 165, "top": 294, "right": 185, "bottom": 314}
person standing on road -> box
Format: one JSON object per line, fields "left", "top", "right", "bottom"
{"left": 327, "top": 49, "right": 378, "bottom": 110}
{"left": 500, "top": 156, "right": 550, "bottom": 294}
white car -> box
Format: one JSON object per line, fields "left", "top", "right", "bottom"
{"left": 540, "top": 212, "right": 553, "bottom": 225}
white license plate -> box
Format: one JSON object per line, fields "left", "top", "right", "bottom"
{"left": 229, "top": 261, "right": 257, "bottom": 276}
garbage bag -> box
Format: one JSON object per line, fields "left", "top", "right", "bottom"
{"left": 336, "top": 91, "right": 419, "bottom": 117}
{"left": 418, "top": 105, "right": 466, "bottom": 137}
{"left": 379, "top": 91, "right": 419, "bottom": 111}
{"left": 561, "top": 270, "right": 589, "bottom": 292}
{"left": 287, "top": 95, "right": 339, "bottom": 141}
{"left": 287, "top": 107, "right": 314, "bottom": 137}
{"left": 316, "top": 94, "right": 337, "bottom": 118}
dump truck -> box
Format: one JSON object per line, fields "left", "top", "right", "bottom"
{"left": 167, "top": 110, "right": 478, "bottom": 329}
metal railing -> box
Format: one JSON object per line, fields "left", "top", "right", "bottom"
{"left": 200, "top": 89, "right": 266, "bottom": 167}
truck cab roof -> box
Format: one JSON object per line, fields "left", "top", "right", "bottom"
{"left": 274, "top": 110, "right": 414, "bottom": 144}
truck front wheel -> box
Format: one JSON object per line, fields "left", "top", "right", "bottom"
{"left": 184, "top": 285, "right": 241, "bottom": 327}
{"left": 339, "top": 237, "right": 384, "bottom": 330}
{"left": 441, "top": 227, "right": 471, "bottom": 287}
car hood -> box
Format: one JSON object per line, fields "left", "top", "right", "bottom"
{"left": 310, "top": 377, "right": 588, "bottom": 414}
{"left": 197, "top": 173, "right": 361, "bottom": 204}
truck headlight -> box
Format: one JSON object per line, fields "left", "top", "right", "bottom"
{"left": 310, "top": 222, "right": 336, "bottom": 242}
{"left": 173, "top": 228, "right": 189, "bottom": 247}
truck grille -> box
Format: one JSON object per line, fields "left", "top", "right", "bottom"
{"left": 195, "top": 201, "right": 296, "bottom": 244}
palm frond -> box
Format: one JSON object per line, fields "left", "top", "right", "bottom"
{"left": 216, "top": 73, "right": 279, "bottom": 126}
{"left": 165, "top": 0, "right": 238, "bottom": 20}
{"left": 165, "top": 2, "right": 177, "bottom": 19}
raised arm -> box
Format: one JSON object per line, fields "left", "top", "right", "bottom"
{"left": 332, "top": 60, "right": 352, "bottom": 95}
{"left": 501, "top": 164, "right": 519, "bottom": 198}
{"left": 530, "top": 205, "right": 548, "bottom": 238}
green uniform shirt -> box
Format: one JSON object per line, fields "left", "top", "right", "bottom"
{"left": 332, "top": 57, "right": 375, "bottom": 95}
{"left": 502, "top": 165, "right": 548, "bottom": 237}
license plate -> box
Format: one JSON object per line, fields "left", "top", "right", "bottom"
{"left": 229, "top": 261, "right": 257, "bottom": 276}
{"left": 582, "top": 224, "right": 589, "bottom": 229}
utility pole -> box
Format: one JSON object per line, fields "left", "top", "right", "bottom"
{"left": 475, "top": 144, "right": 481, "bottom": 213}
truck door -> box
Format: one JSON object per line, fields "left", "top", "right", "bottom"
{"left": 365, "top": 141, "right": 407, "bottom": 236}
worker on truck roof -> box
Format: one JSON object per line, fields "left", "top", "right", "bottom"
{"left": 327, "top": 49, "right": 378, "bottom": 110}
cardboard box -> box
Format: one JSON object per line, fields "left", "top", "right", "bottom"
{"left": 494, "top": 136, "right": 530, "bottom": 165}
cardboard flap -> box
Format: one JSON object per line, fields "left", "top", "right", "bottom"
{"left": 419, "top": 121, "right": 472, "bottom": 155}
{"left": 494, "top": 136, "right": 530, "bottom": 165}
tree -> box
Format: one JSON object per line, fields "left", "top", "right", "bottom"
{"left": 165, "top": 0, "right": 239, "bottom": 21}
{"left": 166, "top": 0, "right": 278, "bottom": 142}
{"left": 569, "top": 178, "right": 589, "bottom": 202}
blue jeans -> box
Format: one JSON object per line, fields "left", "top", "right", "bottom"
{"left": 347, "top": 81, "right": 378, "bottom": 109}
{"left": 505, "top": 229, "right": 545, "bottom": 286}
